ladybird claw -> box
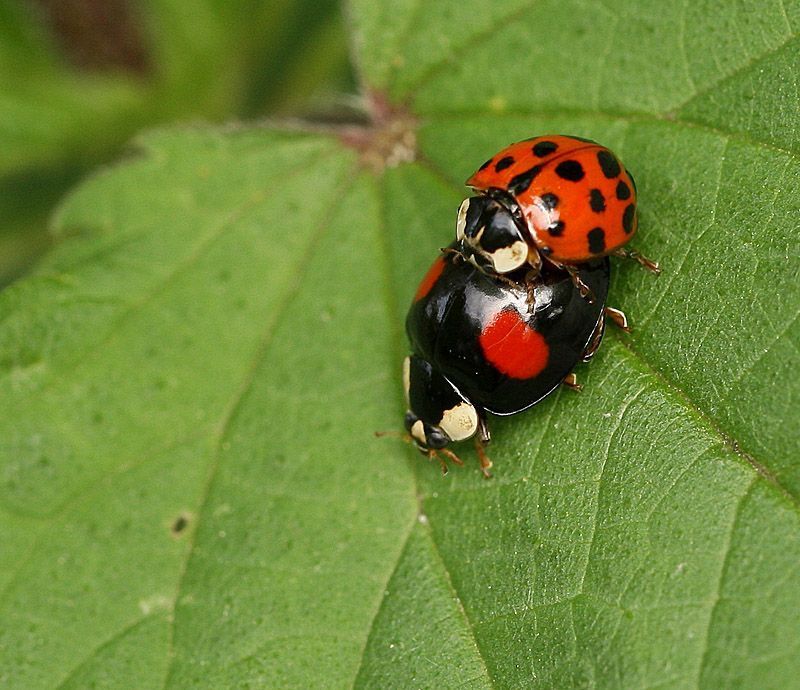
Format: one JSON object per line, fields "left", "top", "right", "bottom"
{"left": 604, "top": 306, "right": 630, "bottom": 333}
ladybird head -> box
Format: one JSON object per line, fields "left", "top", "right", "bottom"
{"left": 403, "top": 356, "right": 479, "bottom": 452}
{"left": 456, "top": 195, "right": 529, "bottom": 274}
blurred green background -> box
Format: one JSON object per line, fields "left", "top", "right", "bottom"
{"left": 0, "top": 0, "right": 355, "bottom": 287}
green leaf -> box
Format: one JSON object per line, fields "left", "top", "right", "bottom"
{"left": 2, "top": 2, "right": 799, "bottom": 689}
{"left": 0, "top": 0, "right": 353, "bottom": 284}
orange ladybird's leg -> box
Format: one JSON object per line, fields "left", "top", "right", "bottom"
{"left": 613, "top": 247, "right": 661, "bottom": 274}
{"left": 564, "top": 264, "right": 596, "bottom": 303}
{"left": 581, "top": 313, "right": 607, "bottom": 362}
{"left": 604, "top": 306, "right": 630, "bottom": 332}
{"left": 562, "top": 372, "right": 583, "bottom": 392}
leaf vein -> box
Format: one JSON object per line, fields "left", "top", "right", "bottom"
{"left": 159, "top": 165, "right": 359, "bottom": 689}
{"left": 694, "top": 478, "right": 757, "bottom": 687}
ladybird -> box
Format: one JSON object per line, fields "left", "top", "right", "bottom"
{"left": 459, "top": 135, "right": 659, "bottom": 290}
{"left": 403, "top": 247, "right": 626, "bottom": 476}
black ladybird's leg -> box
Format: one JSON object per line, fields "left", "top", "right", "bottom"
{"left": 429, "top": 448, "right": 465, "bottom": 475}
{"left": 604, "top": 306, "right": 630, "bottom": 333}
{"left": 477, "top": 414, "right": 491, "bottom": 445}
{"left": 564, "top": 265, "right": 596, "bottom": 303}
{"left": 562, "top": 372, "right": 583, "bottom": 392}
{"left": 473, "top": 412, "right": 492, "bottom": 478}
{"left": 613, "top": 247, "right": 661, "bottom": 275}
{"left": 474, "top": 438, "right": 493, "bottom": 479}
{"left": 440, "top": 246, "right": 468, "bottom": 264}
{"left": 581, "top": 313, "right": 607, "bottom": 362}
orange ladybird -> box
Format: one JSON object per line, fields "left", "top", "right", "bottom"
{"left": 457, "top": 135, "right": 658, "bottom": 281}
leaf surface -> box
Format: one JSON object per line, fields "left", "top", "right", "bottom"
{"left": 2, "top": 1, "right": 800, "bottom": 688}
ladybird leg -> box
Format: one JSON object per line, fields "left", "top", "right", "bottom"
{"left": 437, "top": 448, "right": 464, "bottom": 476}
{"left": 604, "top": 306, "right": 631, "bottom": 333}
{"left": 562, "top": 372, "right": 583, "bottom": 392}
{"left": 473, "top": 437, "right": 493, "bottom": 479}
{"left": 477, "top": 414, "right": 491, "bottom": 445}
{"left": 581, "top": 313, "right": 607, "bottom": 362}
{"left": 613, "top": 247, "right": 661, "bottom": 275}
{"left": 474, "top": 413, "right": 493, "bottom": 478}
{"left": 524, "top": 269, "right": 540, "bottom": 304}
{"left": 565, "top": 265, "right": 596, "bottom": 303}
{"left": 440, "top": 246, "right": 469, "bottom": 264}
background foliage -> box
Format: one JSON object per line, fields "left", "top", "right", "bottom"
{"left": 1, "top": 1, "right": 799, "bottom": 688}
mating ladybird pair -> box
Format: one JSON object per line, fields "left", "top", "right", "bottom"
{"left": 399, "top": 135, "right": 659, "bottom": 477}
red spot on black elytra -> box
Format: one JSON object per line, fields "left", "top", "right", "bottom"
{"left": 479, "top": 309, "right": 549, "bottom": 379}
{"left": 414, "top": 256, "right": 446, "bottom": 301}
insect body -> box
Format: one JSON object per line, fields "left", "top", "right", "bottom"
{"left": 404, "top": 248, "right": 617, "bottom": 475}
{"left": 459, "top": 135, "right": 658, "bottom": 286}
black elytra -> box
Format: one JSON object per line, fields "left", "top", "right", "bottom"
{"left": 404, "top": 249, "right": 610, "bottom": 451}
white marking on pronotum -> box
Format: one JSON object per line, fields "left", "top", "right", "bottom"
{"left": 410, "top": 420, "right": 426, "bottom": 445}
{"left": 438, "top": 402, "right": 479, "bottom": 442}
{"left": 489, "top": 240, "right": 528, "bottom": 273}
{"left": 402, "top": 356, "right": 411, "bottom": 404}
{"left": 456, "top": 198, "right": 470, "bottom": 240}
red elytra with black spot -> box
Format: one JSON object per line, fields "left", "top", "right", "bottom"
{"left": 467, "top": 135, "right": 638, "bottom": 263}
{"left": 406, "top": 247, "right": 609, "bottom": 417}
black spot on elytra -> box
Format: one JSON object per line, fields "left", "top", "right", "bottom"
{"left": 622, "top": 203, "right": 636, "bottom": 234}
{"left": 533, "top": 140, "right": 558, "bottom": 157}
{"left": 555, "top": 160, "right": 585, "bottom": 182}
{"left": 588, "top": 227, "right": 606, "bottom": 254}
{"left": 597, "top": 150, "right": 621, "bottom": 178}
{"left": 589, "top": 188, "right": 606, "bottom": 212}
{"left": 479, "top": 158, "right": 493, "bottom": 171}
{"left": 616, "top": 180, "right": 631, "bottom": 200}
{"left": 494, "top": 156, "right": 515, "bottom": 172}
{"left": 508, "top": 165, "right": 542, "bottom": 195}
{"left": 548, "top": 220, "right": 565, "bottom": 237}
{"left": 540, "top": 192, "right": 559, "bottom": 210}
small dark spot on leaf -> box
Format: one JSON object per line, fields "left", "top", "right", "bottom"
{"left": 171, "top": 513, "right": 191, "bottom": 536}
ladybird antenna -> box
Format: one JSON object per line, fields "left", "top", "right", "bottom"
{"left": 374, "top": 430, "right": 412, "bottom": 444}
